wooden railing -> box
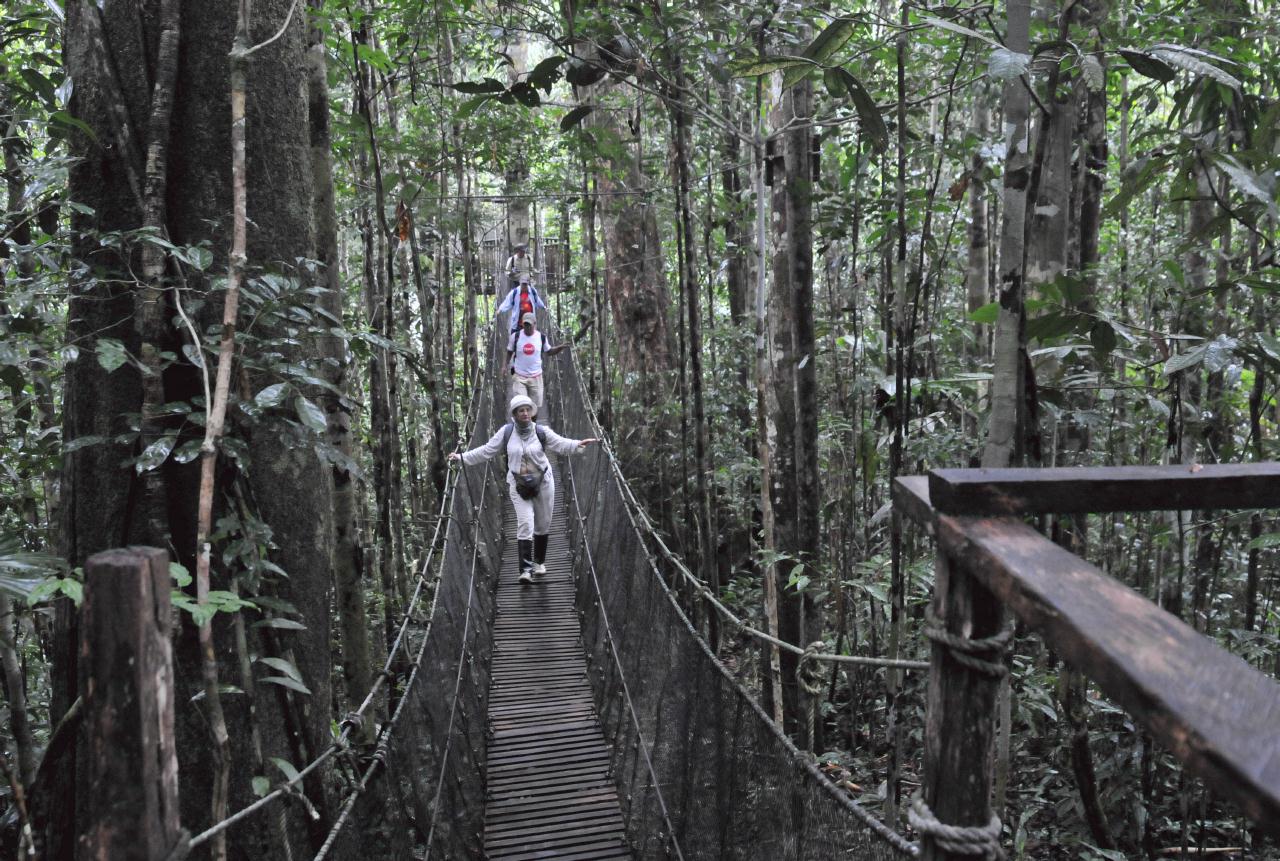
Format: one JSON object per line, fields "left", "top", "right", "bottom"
{"left": 895, "top": 464, "right": 1280, "bottom": 860}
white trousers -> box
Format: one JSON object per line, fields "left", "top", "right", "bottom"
{"left": 510, "top": 374, "right": 545, "bottom": 413}
{"left": 507, "top": 472, "right": 554, "bottom": 540}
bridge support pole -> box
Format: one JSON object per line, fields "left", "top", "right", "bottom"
{"left": 78, "top": 547, "right": 185, "bottom": 861}
{"left": 918, "top": 549, "right": 1005, "bottom": 860}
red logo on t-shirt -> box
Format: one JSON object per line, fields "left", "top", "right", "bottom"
{"left": 522, "top": 343, "right": 535, "bottom": 355}
{"left": 519, "top": 290, "right": 533, "bottom": 316}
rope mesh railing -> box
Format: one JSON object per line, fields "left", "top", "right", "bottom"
{"left": 545, "top": 321, "right": 920, "bottom": 859}
{"left": 315, "top": 327, "right": 512, "bottom": 859}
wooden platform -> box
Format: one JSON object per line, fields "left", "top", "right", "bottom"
{"left": 483, "top": 474, "right": 632, "bottom": 860}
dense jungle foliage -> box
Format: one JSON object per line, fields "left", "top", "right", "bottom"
{"left": 0, "top": 0, "right": 1277, "bottom": 857}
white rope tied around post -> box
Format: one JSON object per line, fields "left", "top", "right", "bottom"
{"left": 908, "top": 794, "right": 1004, "bottom": 859}
{"left": 923, "top": 608, "right": 1013, "bottom": 678}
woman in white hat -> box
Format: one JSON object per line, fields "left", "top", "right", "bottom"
{"left": 448, "top": 395, "right": 598, "bottom": 583}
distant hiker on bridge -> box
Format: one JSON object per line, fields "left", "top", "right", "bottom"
{"left": 497, "top": 244, "right": 545, "bottom": 332}
{"left": 448, "top": 395, "right": 597, "bottom": 584}
{"left": 507, "top": 312, "right": 568, "bottom": 419}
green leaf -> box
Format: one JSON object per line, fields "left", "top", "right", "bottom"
{"left": 451, "top": 77, "right": 505, "bottom": 94}
{"left": 170, "top": 562, "right": 192, "bottom": 588}
{"left": 833, "top": 67, "right": 887, "bottom": 152}
{"left": 172, "top": 439, "right": 203, "bottom": 464}
{"left": 783, "top": 17, "right": 858, "bottom": 88}
{"left": 49, "top": 110, "right": 97, "bottom": 141}
{"left": 63, "top": 434, "right": 106, "bottom": 453}
{"left": 1163, "top": 343, "right": 1208, "bottom": 376}
{"left": 253, "top": 617, "right": 307, "bottom": 631}
{"left": 1246, "top": 532, "right": 1280, "bottom": 552}
{"left": 252, "top": 776, "right": 270, "bottom": 797}
{"left": 988, "top": 47, "right": 1031, "bottom": 80}
{"left": 1118, "top": 49, "right": 1176, "bottom": 83}
{"left": 728, "top": 55, "right": 815, "bottom": 78}
{"left": 560, "top": 105, "right": 593, "bottom": 132}
{"left": 136, "top": 435, "right": 177, "bottom": 473}
{"left": 95, "top": 338, "right": 128, "bottom": 373}
{"left": 257, "top": 656, "right": 304, "bottom": 683}
{"left": 968, "top": 302, "right": 1000, "bottom": 324}
{"left": 294, "top": 396, "right": 328, "bottom": 433}
{"left": 255, "top": 382, "right": 289, "bottom": 409}
{"left": 260, "top": 675, "right": 313, "bottom": 695}
{"left": 919, "top": 15, "right": 1000, "bottom": 47}
{"left": 270, "top": 757, "right": 302, "bottom": 785}
{"left": 527, "top": 55, "right": 566, "bottom": 92}
{"left": 1089, "top": 321, "right": 1117, "bottom": 356}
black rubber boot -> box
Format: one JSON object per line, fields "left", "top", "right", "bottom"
{"left": 533, "top": 533, "right": 549, "bottom": 575}
{"left": 517, "top": 539, "right": 534, "bottom": 584}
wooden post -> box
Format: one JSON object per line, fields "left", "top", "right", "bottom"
{"left": 919, "top": 550, "right": 1005, "bottom": 860}
{"left": 78, "top": 547, "right": 184, "bottom": 861}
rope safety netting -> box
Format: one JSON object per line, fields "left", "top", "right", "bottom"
{"left": 187, "top": 308, "right": 926, "bottom": 858}
{"left": 544, "top": 319, "right": 919, "bottom": 859}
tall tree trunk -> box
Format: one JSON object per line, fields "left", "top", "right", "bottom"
{"left": 983, "top": 0, "right": 1032, "bottom": 469}
{"left": 60, "top": 1, "right": 335, "bottom": 856}
{"left": 309, "top": 0, "right": 372, "bottom": 736}
{"left": 768, "top": 69, "right": 819, "bottom": 746}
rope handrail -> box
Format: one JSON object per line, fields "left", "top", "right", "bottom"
{"left": 188, "top": 335, "right": 489, "bottom": 853}
{"left": 561, "top": 344, "right": 929, "bottom": 673}
{"left": 553, "top": 322, "right": 920, "bottom": 857}
{"left": 556, "top": 385, "right": 686, "bottom": 861}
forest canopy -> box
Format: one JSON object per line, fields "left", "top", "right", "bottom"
{"left": 0, "top": 0, "right": 1277, "bottom": 857}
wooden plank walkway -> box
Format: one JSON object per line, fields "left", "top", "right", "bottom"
{"left": 483, "top": 468, "right": 632, "bottom": 860}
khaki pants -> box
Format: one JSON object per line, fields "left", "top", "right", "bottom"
{"left": 510, "top": 373, "right": 544, "bottom": 415}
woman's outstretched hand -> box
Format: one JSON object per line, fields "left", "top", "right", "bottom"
{"left": 447, "top": 451, "right": 461, "bottom": 464}
{"left": 578, "top": 438, "right": 599, "bottom": 448}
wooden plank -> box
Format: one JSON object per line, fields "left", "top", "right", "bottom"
{"left": 935, "top": 513, "right": 1280, "bottom": 831}
{"left": 928, "top": 462, "right": 1280, "bottom": 516}
{"left": 892, "top": 475, "right": 934, "bottom": 531}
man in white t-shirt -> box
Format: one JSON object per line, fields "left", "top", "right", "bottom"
{"left": 507, "top": 312, "right": 568, "bottom": 417}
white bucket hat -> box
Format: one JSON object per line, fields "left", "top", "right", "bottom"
{"left": 509, "top": 394, "right": 535, "bottom": 416}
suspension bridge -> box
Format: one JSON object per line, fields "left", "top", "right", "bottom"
{"left": 71, "top": 306, "right": 1280, "bottom": 860}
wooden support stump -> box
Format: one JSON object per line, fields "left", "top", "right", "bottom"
{"left": 77, "top": 547, "right": 185, "bottom": 861}
{"left": 919, "top": 550, "right": 1005, "bottom": 860}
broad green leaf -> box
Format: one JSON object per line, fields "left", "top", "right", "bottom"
{"left": 294, "top": 396, "right": 328, "bottom": 433}
{"left": 1118, "top": 49, "right": 1176, "bottom": 83}
{"left": 1213, "top": 156, "right": 1276, "bottom": 214}
{"left": 728, "top": 55, "right": 814, "bottom": 78}
{"left": 170, "top": 562, "right": 192, "bottom": 588}
{"left": 988, "top": 47, "right": 1031, "bottom": 81}
{"left": 1080, "top": 54, "right": 1104, "bottom": 91}
{"left": 1089, "top": 321, "right": 1117, "bottom": 356}
{"left": 527, "top": 55, "right": 566, "bottom": 92}
{"left": 136, "top": 435, "right": 177, "bottom": 473}
{"left": 254, "top": 617, "right": 307, "bottom": 630}
{"left": 257, "top": 656, "right": 304, "bottom": 682}
{"left": 783, "top": 17, "right": 857, "bottom": 88}
{"left": 252, "top": 776, "right": 270, "bottom": 797}
{"left": 833, "top": 67, "right": 888, "bottom": 152}
{"left": 270, "top": 757, "right": 303, "bottom": 784}
{"left": 451, "top": 77, "right": 505, "bottom": 94}
{"left": 1246, "top": 532, "right": 1280, "bottom": 552}
{"left": 49, "top": 110, "right": 97, "bottom": 141}
{"left": 968, "top": 302, "right": 1000, "bottom": 324}
{"left": 63, "top": 434, "right": 106, "bottom": 453}
{"left": 560, "top": 105, "right": 593, "bottom": 132}
{"left": 173, "top": 439, "right": 203, "bottom": 464}
{"left": 260, "top": 675, "right": 313, "bottom": 695}
{"left": 1163, "top": 343, "right": 1208, "bottom": 376}
{"left": 1151, "top": 44, "right": 1241, "bottom": 90}
{"left": 919, "top": 15, "right": 999, "bottom": 47}
{"left": 96, "top": 338, "right": 128, "bottom": 373}
{"left": 255, "top": 382, "right": 289, "bottom": 409}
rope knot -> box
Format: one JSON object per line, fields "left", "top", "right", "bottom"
{"left": 797, "top": 640, "right": 828, "bottom": 696}
{"left": 908, "top": 794, "right": 1004, "bottom": 859}
{"left": 923, "top": 608, "right": 1013, "bottom": 678}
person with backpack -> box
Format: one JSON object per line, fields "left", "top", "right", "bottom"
{"left": 497, "top": 245, "right": 545, "bottom": 332}
{"left": 447, "top": 395, "right": 598, "bottom": 583}
{"left": 507, "top": 312, "right": 568, "bottom": 418}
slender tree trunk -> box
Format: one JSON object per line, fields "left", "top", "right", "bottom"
{"left": 983, "top": 0, "right": 1032, "bottom": 469}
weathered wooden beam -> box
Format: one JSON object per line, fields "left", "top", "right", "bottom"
{"left": 892, "top": 475, "right": 934, "bottom": 533}
{"left": 78, "top": 547, "right": 185, "bottom": 861}
{"left": 934, "top": 514, "right": 1280, "bottom": 832}
{"left": 928, "top": 462, "right": 1280, "bottom": 516}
